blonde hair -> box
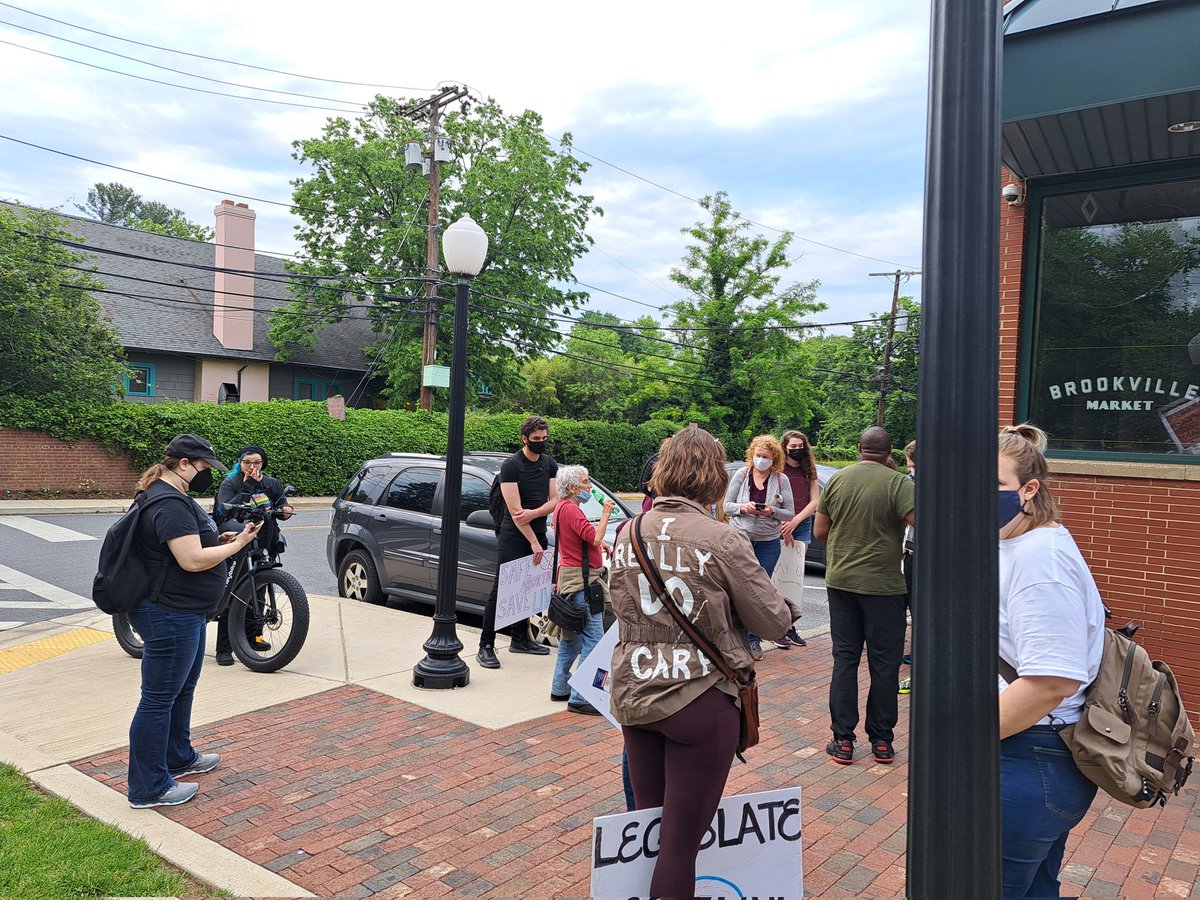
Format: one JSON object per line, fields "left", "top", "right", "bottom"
{"left": 650, "top": 427, "right": 729, "bottom": 507}
{"left": 998, "top": 424, "right": 1060, "bottom": 526}
{"left": 745, "top": 435, "right": 784, "bottom": 474}
{"left": 135, "top": 456, "right": 183, "bottom": 494}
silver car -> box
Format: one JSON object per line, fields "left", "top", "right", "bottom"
{"left": 327, "top": 452, "right": 634, "bottom": 618}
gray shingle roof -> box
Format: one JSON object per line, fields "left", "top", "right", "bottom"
{"left": 6, "top": 203, "right": 375, "bottom": 372}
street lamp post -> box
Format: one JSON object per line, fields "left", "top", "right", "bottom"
{"left": 908, "top": 1, "right": 1002, "bottom": 896}
{"left": 412, "top": 215, "right": 488, "bottom": 690}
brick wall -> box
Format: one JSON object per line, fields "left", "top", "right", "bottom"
{"left": 998, "top": 166, "right": 1200, "bottom": 707}
{"left": 0, "top": 429, "right": 143, "bottom": 494}
{"left": 998, "top": 166, "right": 1025, "bottom": 424}
{"left": 1052, "top": 473, "right": 1200, "bottom": 707}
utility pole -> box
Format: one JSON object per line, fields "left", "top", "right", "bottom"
{"left": 398, "top": 86, "right": 469, "bottom": 411}
{"left": 869, "top": 269, "right": 920, "bottom": 427}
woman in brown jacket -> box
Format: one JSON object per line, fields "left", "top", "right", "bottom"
{"left": 609, "top": 427, "right": 801, "bottom": 898}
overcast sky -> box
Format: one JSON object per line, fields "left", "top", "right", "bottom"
{"left": 0, "top": 1, "right": 931, "bottom": 330}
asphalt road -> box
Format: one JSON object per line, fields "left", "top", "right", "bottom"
{"left": 0, "top": 510, "right": 830, "bottom": 635}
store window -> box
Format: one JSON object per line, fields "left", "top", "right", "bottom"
{"left": 1026, "top": 175, "right": 1200, "bottom": 457}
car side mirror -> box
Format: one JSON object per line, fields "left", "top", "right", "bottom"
{"left": 466, "top": 510, "right": 494, "bottom": 529}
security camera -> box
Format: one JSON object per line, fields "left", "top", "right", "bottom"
{"left": 1002, "top": 183, "right": 1025, "bottom": 206}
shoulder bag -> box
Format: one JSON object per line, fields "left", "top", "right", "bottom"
{"left": 630, "top": 514, "right": 760, "bottom": 757}
{"left": 547, "top": 502, "right": 600, "bottom": 634}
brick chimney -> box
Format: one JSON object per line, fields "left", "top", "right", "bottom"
{"left": 213, "top": 200, "right": 255, "bottom": 350}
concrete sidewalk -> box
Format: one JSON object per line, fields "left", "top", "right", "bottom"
{"left": 1, "top": 595, "right": 1197, "bottom": 898}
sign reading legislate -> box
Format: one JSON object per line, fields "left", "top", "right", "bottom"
{"left": 591, "top": 787, "right": 803, "bottom": 900}
{"left": 494, "top": 552, "right": 553, "bottom": 630}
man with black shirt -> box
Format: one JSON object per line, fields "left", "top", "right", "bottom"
{"left": 477, "top": 415, "right": 558, "bottom": 669}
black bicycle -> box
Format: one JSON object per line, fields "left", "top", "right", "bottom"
{"left": 113, "top": 495, "right": 310, "bottom": 673}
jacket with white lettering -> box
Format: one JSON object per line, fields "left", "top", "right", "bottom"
{"left": 608, "top": 497, "right": 802, "bottom": 727}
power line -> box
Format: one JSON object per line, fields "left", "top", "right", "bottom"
{"left": 0, "top": 19, "right": 369, "bottom": 107}
{"left": 0, "top": 38, "right": 367, "bottom": 113}
{"left": 0, "top": 3, "right": 435, "bottom": 91}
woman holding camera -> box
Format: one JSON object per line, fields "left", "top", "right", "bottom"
{"left": 550, "top": 465, "right": 615, "bottom": 716}
{"left": 723, "top": 435, "right": 795, "bottom": 659}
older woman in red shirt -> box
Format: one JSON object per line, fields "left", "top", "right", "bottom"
{"left": 550, "top": 465, "right": 615, "bottom": 715}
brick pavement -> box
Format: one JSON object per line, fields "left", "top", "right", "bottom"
{"left": 76, "top": 640, "right": 1199, "bottom": 899}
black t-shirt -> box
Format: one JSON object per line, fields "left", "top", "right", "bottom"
{"left": 498, "top": 449, "right": 558, "bottom": 537}
{"left": 138, "top": 480, "right": 228, "bottom": 615}
{"left": 216, "top": 473, "right": 285, "bottom": 521}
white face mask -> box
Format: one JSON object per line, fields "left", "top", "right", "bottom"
{"left": 753, "top": 457, "right": 773, "bottom": 472}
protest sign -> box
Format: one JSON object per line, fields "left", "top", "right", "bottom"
{"left": 568, "top": 623, "right": 620, "bottom": 728}
{"left": 494, "top": 552, "right": 553, "bottom": 630}
{"left": 772, "top": 541, "right": 806, "bottom": 615}
{"left": 591, "top": 786, "right": 803, "bottom": 900}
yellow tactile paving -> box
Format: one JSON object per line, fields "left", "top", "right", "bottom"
{"left": 0, "top": 629, "right": 112, "bottom": 675}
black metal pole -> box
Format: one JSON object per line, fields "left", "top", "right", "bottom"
{"left": 908, "top": 1, "right": 1002, "bottom": 897}
{"left": 413, "top": 276, "right": 471, "bottom": 689}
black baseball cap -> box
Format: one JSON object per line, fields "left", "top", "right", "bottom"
{"left": 165, "top": 434, "right": 228, "bottom": 472}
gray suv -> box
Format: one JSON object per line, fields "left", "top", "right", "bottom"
{"left": 326, "top": 452, "right": 634, "bottom": 616}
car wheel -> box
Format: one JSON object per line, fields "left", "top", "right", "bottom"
{"left": 338, "top": 548, "right": 384, "bottom": 605}
{"left": 527, "top": 611, "right": 559, "bottom": 649}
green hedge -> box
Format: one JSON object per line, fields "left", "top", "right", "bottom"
{"left": 0, "top": 399, "right": 688, "bottom": 495}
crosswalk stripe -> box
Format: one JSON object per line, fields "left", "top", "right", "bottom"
{"left": 0, "top": 516, "right": 99, "bottom": 542}
{"left": 0, "top": 564, "right": 92, "bottom": 610}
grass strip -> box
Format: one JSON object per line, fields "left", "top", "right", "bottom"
{"left": 0, "top": 762, "right": 208, "bottom": 900}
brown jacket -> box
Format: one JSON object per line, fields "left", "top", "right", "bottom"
{"left": 609, "top": 497, "right": 801, "bottom": 726}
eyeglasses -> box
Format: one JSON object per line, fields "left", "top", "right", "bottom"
{"left": 241, "top": 459, "right": 263, "bottom": 467}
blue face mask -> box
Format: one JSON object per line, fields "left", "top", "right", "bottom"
{"left": 998, "top": 489, "right": 1025, "bottom": 530}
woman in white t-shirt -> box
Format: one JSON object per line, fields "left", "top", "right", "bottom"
{"left": 997, "top": 424, "right": 1106, "bottom": 899}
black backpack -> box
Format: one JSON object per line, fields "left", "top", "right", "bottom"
{"left": 488, "top": 476, "right": 507, "bottom": 532}
{"left": 92, "top": 492, "right": 189, "bottom": 614}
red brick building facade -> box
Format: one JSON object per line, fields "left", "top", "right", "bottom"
{"left": 1000, "top": 0, "right": 1200, "bottom": 704}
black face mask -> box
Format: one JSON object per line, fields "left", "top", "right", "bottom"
{"left": 526, "top": 440, "right": 547, "bottom": 455}
{"left": 187, "top": 466, "right": 214, "bottom": 493}
{"left": 787, "top": 448, "right": 809, "bottom": 461}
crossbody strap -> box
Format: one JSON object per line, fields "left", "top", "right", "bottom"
{"left": 630, "top": 514, "right": 741, "bottom": 686}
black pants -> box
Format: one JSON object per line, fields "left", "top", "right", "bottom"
{"left": 479, "top": 523, "right": 543, "bottom": 648}
{"left": 827, "top": 587, "right": 907, "bottom": 743}
{"left": 214, "top": 518, "right": 277, "bottom": 654}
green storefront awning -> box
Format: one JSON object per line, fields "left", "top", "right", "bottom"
{"left": 1002, "top": 0, "right": 1200, "bottom": 178}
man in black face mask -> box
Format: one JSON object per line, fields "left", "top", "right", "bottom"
{"left": 212, "top": 445, "right": 293, "bottom": 666}
{"left": 477, "top": 415, "right": 558, "bottom": 669}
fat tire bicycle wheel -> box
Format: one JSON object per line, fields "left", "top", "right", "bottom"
{"left": 228, "top": 568, "right": 309, "bottom": 673}
{"left": 113, "top": 612, "right": 144, "bottom": 659}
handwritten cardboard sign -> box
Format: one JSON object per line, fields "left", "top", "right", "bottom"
{"left": 494, "top": 552, "right": 553, "bottom": 630}
{"left": 591, "top": 787, "right": 803, "bottom": 900}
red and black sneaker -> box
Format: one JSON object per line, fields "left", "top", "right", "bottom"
{"left": 872, "top": 739, "right": 895, "bottom": 764}
{"left": 826, "top": 738, "right": 855, "bottom": 765}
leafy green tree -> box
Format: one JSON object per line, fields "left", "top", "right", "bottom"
{"left": 664, "top": 192, "right": 825, "bottom": 438}
{"left": 273, "top": 96, "right": 600, "bottom": 407}
{"left": 0, "top": 208, "right": 130, "bottom": 402}
{"left": 808, "top": 296, "right": 921, "bottom": 448}
{"left": 75, "top": 182, "right": 214, "bottom": 241}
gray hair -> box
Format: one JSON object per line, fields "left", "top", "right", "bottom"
{"left": 556, "top": 465, "right": 589, "bottom": 499}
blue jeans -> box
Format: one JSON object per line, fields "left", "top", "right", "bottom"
{"left": 747, "top": 538, "right": 782, "bottom": 642}
{"left": 1001, "top": 726, "right": 1097, "bottom": 898}
{"left": 551, "top": 590, "right": 604, "bottom": 705}
{"left": 794, "top": 517, "right": 813, "bottom": 544}
{"left": 127, "top": 599, "right": 207, "bottom": 803}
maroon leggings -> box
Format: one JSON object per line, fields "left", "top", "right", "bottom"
{"left": 622, "top": 686, "right": 740, "bottom": 900}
